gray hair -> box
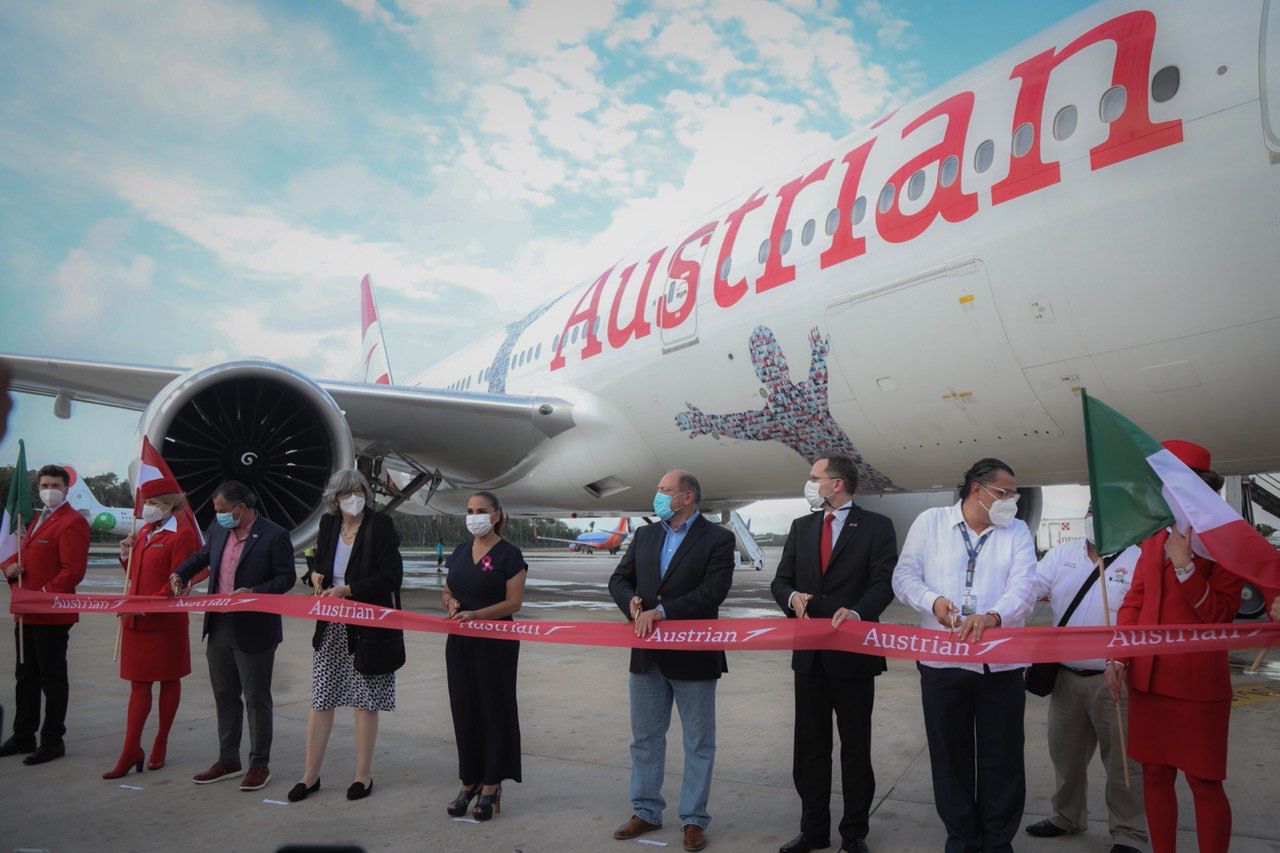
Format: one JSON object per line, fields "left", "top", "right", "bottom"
{"left": 322, "top": 469, "right": 372, "bottom": 514}
{"left": 675, "top": 470, "right": 702, "bottom": 503}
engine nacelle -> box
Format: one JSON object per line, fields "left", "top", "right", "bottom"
{"left": 133, "top": 360, "right": 355, "bottom": 549}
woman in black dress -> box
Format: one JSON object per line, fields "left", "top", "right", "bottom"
{"left": 442, "top": 490, "right": 528, "bottom": 821}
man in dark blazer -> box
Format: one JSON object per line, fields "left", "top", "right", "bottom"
{"left": 170, "top": 480, "right": 295, "bottom": 792}
{"left": 771, "top": 455, "right": 897, "bottom": 853}
{"left": 608, "top": 469, "right": 735, "bottom": 853}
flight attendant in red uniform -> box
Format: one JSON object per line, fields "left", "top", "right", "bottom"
{"left": 1107, "top": 440, "right": 1242, "bottom": 853}
{"left": 103, "top": 478, "right": 200, "bottom": 778}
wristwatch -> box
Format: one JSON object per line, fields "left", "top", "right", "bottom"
{"left": 1174, "top": 562, "right": 1195, "bottom": 581}
{"left": 985, "top": 611, "right": 1002, "bottom": 627}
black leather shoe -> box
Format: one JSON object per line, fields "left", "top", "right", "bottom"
{"left": 780, "top": 833, "right": 831, "bottom": 853}
{"left": 287, "top": 779, "right": 320, "bottom": 802}
{"left": 346, "top": 779, "right": 373, "bottom": 800}
{"left": 841, "top": 840, "right": 869, "bottom": 853}
{"left": 0, "top": 735, "right": 37, "bottom": 757}
{"left": 23, "top": 740, "right": 66, "bottom": 765}
{"left": 1110, "top": 846, "right": 1142, "bottom": 853}
{"left": 1025, "top": 818, "right": 1070, "bottom": 838}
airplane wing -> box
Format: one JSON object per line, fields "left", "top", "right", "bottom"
{"left": 3, "top": 353, "right": 575, "bottom": 484}
{"left": 535, "top": 534, "right": 587, "bottom": 545}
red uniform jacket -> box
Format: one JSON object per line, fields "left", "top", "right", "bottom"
{"left": 119, "top": 522, "right": 200, "bottom": 631}
{"left": 1117, "top": 529, "right": 1243, "bottom": 702}
{"left": 8, "top": 503, "right": 90, "bottom": 625}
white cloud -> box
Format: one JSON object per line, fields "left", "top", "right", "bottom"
{"left": 50, "top": 219, "right": 156, "bottom": 329}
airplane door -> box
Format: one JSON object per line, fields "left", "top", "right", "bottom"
{"left": 656, "top": 241, "right": 707, "bottom": 353}
{"left": 824, "top": 258, "right": 1061, "bottom": 458}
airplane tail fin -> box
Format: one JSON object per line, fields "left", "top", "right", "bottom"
{"left": 612, "top": 517, "right": 628, "bottom": 535}
{"left": 360, "top": 274, "right": 394, "bottom": 385}
{"left": 62, "top": 465, "right": 102, "bottom": 513}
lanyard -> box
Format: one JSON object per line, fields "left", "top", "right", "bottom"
{"left": 958, "top": 525, "right": 991, "bottom": 590}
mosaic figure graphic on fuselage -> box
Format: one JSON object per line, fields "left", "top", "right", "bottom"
{"left": 675, "top": 325, "right": 896, "bottom": 492}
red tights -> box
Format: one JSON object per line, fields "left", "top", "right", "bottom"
{"left": 117, "top": 680, "right": 181, "bottom": 765}
{"left": 1142, "top": 762, "right": 1231, "bottom": 853}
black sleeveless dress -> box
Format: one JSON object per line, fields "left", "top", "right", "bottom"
{"left": 444, "top": 538, "right": 528, "bottom": 784}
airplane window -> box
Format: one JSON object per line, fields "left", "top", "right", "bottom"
{"left": 824, "top": 208, "right": 839, "bottom": 236}
{"left": 719, "top": 256, "right": 731, "bottom": 280}
{"left": 758, "top": 238, "right": 770, "bottom": 263}
{"left": 940, "top": 155, "right": 959, "bottom": 188}
{"left": 1100, "top": 85, "right": 1126, "bottom": 122}
{"left": 1053, "top": 105, "right": 1077, "bottom": 141}
{"left": 780, "top": 229, "right": 793, "bottom": 255}
{"left": 571, "top": 326, "right": 579, "bottom": 343}
{"left": 535, "top": 343, "right": 542, "bottom": 360}
{"left": 1152, "top": 65, "right": 1179, "bottom": 103}
{"left": 593, "top": 317, "right": 601, "bottom": 337}
{"left": 553, "top": 334, "right": 560, "bottom": 351}
{"left": 974, "top": 139, "right": 995, "bottom": 173}
{"left": 1012, "top": 122, "right": 1034, "bottom": 157}
{"left": 801, "top": 218, "right": 815, "bottom": 246}
{"left": 907, "top": 169, "right": 926, "bottom": 201}
{"left": 853, "top": 195, "right": 866, "bottom": 225}
{"left": 667, "top": 281, "right": 678, "bottom": 303}
{"left": 877, "top": 182, "right": 895, "bottom": 214}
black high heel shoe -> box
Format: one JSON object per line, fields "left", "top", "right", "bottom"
{"left": 287, "top": 779, "right": 320, "bottom": 802}
{"left": 472, "top": 785, "right": 501, "bottom": 821}
{"left": 447, "top": 783, "right": 481, "bottom": 817}
{"left": 347, "top": 779, "right": 373, "bottom": 800}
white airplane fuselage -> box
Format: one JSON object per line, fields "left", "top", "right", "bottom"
{"left": 391, "top": 0, "right": 1280, "bottom": 515}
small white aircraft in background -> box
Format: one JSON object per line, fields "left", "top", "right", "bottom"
{"left": 61, "top": 465, "right": 133, "bottom": 538}
{"left": 7, "top": 1, "right": 1280, "bottom": 577}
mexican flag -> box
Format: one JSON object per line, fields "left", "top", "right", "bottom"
{"left": 1083, "top": 392, "right": 1280, "bottom": 595}
{"left": 1, "top": 440, "right": 33, "bottom": 569}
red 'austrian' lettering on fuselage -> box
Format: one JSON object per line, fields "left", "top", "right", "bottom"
{"left": 547, "top": 9, "right": 1182, "bottom": 373}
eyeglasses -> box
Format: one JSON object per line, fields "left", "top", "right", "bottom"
{"left": 981, "top": 483, "right": 1018, "bottom": 501}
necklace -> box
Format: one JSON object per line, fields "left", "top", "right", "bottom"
{"left": 340, "top": 523, "right": 359, "bottom": 543}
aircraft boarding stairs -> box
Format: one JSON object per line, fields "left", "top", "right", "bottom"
{"left": 722, "top": 510, "right": 766, "bottom": 571}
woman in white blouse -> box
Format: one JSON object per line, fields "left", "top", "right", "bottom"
{"left": 892, "top": 458, "right": 1038, "bottom": 853}
{"left": 291, "top": 469, "right": 404, "bottom": 803}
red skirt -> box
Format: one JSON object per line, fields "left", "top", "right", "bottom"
{"left": 1127, "top": 686, "right": 1230, "bottom": 780}
{"left": 120, "top": 625, "right": 191, "bottom": 682}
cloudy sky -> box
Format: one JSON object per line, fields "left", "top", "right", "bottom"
{"left": 0, "top": 0, "right": 1095, "bottom": 532}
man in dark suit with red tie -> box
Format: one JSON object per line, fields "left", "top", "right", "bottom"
{"left": 771, "top": 455, "right": 898, "bottom": 853}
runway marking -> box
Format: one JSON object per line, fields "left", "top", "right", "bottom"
{"left": 117, "top": 784, "right": 143, "bottom": 791}
{"left": 261, "top": 799, "right": 289, "bottom": 806}
{"left": 451, "top": 817, "right": 481, "bottom": 824}
{"left": 636, "top": 840, "right": 669, "bottom": 847}
{"left": 1232, "top": 685, "right": 1280, "bottom": 707}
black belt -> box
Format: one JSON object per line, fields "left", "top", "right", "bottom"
{"left": 1064, "top": 666, "right": 1104, "bottom": 677}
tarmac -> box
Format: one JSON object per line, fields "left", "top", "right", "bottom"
{"left": 2, "top": 547, "right": 1279, "bottom": 852}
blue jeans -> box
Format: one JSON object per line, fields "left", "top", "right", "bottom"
{"left": 628, "top": 666, "right": 717, "bottom": 830}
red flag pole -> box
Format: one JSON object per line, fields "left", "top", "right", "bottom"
{"left": 113, "top": 516, "right": 139, "bottom": 663}
{"left": 15, "top": 513, "right": 24, "bottom": 666}
{"left": 1096, "top": 555, "right": 1131, "bottom": 789}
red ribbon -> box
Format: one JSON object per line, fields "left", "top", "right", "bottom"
{"left": 9, "top": 588, "right": 1279, "bottom": 665}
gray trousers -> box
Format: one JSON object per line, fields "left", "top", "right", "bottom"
{"left": 206, "top": 616, "right": 276, "bottom": 768}
{"left": 1046, "top": 667, "right": 1147, "bottom": 847}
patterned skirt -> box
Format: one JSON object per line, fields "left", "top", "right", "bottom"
{"left": 311, "top": 621, "right": 396, "bottom": 712}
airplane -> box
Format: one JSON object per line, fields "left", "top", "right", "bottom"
{"left": 537, "top": 518, "right": 633, "bottom": 555}
{"left": 7, "top": 0, "right": 1280, "bottom": 583}
{"left": 61, "top": 465, "right": 135, "bottom": 537}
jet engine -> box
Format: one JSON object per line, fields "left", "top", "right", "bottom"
{"left": 134, "top": 360, "right": 354, "bottom": 548}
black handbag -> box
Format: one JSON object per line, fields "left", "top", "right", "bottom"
{"left": 1026, "top": 552, "right": 1119, "bottom": 696}
{"left": 349, "top": 589, "right": 406, "bottom": 676}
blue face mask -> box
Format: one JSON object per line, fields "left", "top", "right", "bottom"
{"left": 216, "top": 511, "right": 238, "bottom": 529}
{"left": 652, "top": 491, "right": 677, "bottom": 522}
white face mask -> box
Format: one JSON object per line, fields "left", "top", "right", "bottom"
{"left": 141, "top": 503, "right": 167, "bottom": 524}
{"left": 980, "top": 484, "right": 1019, "bottom": 527}
{"left": 1083, "top": 516, "right": 1096, "bottom": 544}
{"left": 803, "top": 479, "right": 832, "bottom": 510}
{"left": 39, "top": 488, "right": 65, "bottom": 509}
{"left": 466, "top": 512, "right": 495, "bottom": 537}
{"left": 339, "top": 495, "right": 366, "bottom": 517}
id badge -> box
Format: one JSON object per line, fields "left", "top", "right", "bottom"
{"left": 960, "top": 592, "right": 977, "bottom": 618}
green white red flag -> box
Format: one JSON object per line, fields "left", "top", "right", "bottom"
{"left": 1083, "top": 392, "right": 1279, "bottom": 597}
{"left": 1, "top": 439, "right": 33, "bottom": 569}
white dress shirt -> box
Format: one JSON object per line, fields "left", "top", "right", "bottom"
{"left": 1034, "top": 539, "right": 1139, "bottom": 670}
{"left": 892, "top": 502, "right": 1039, "bottom": 672}
{"left": 788, "top": 500, "right": 854, "bottom": 614}
{"left": 333, "top": 536, "right": 353, "bottom": 587}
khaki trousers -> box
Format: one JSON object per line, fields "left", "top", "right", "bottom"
{"left": 1046, "top": 667, "right": 1147, "bottom": 847}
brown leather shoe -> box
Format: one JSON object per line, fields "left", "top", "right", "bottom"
{"left": 192, "top": 761, "right": 243, "bottom": 784}
{"left": 614, "top": 815, "right": 662, "bottom": 840}
{"left": 240, "top": 766, "right": 271, "bottom": 791}
{"left": 683, "top": 825, "right": 707, "bottom": 851}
